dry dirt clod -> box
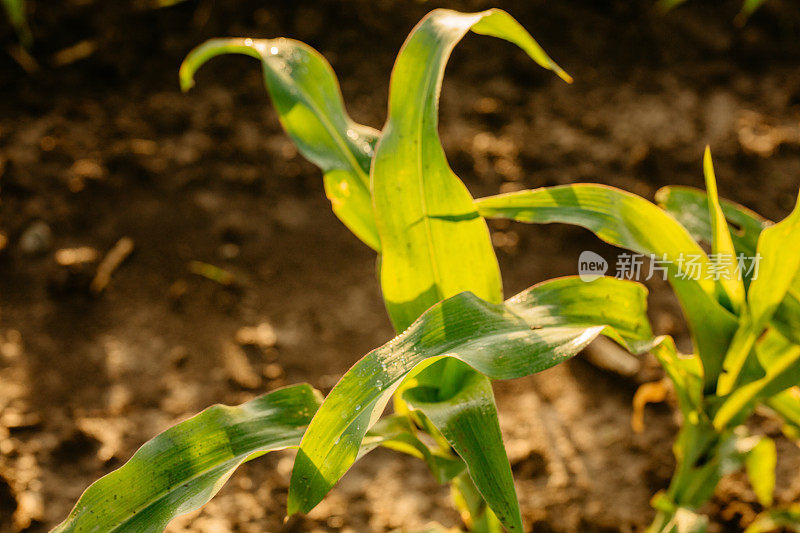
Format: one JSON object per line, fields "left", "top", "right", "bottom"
{"left": 235, "top": 322, "right": 277, "bottom": 349}
{"left": 223, "top": 343, "right": 261, "bottom": 389}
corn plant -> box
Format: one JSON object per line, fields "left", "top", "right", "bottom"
{"left": 54, "top": 8, "right": 665, "bottom": 532}
{"left": 474, "top": 148, "right": 800, "bottom": 531}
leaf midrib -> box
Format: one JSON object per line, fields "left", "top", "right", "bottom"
{"left": 266, "top": 49, "right": 371, "bottom": 192}
{"left": 410, "top": 28, "right": 451, "bottom": 305}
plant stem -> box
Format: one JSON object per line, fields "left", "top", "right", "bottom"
{"left": 451, "top": 472, "right": 504, "bottom": 533}
{"left": 646, "top": 415, "right": 732, "bottom": 532}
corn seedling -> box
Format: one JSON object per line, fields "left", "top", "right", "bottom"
{"left": 54, "top": 8, "right": 663, "bottom": 532}
{"left": 474, "top": 147, "right": 800, "bottom": 531}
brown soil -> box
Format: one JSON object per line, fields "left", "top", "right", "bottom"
{"left": 1, "top": 0, "right": 799, "bottom": 531}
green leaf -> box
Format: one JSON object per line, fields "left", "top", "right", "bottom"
{"left": 54, "top": 384, "right": 323, "bottom": 533}
{"left": 371, "top": 7, "right": 570, "bottom": 332}
{"left": 655, "top": 185, "right": 766, "bottom": 286}
{"left": 664, "top": 426, "right": 763, "bottom": 519}
{"left": 2, "top": 0, "right": 31, "bottom": 46}
{"left": 714, "top": 329, "right": 800, "bottom": 429}
{"left": 719, "top": 194, "right": 800, "bottom": 394}
{"left": 367, "top": 414, "right": 466, "bottom": 484}
{"left": 656, "top": 185, "right": 800, "bottom": 345}
{"left": 774, "top": 277, "right": 800, "bottom": 346}
{"left": 744, "top": 505, "right": 800, "bottom": 533}
{"left": 404, "top": 368, "right": 522, "bottom": 532}
{"left": 451, "top": 471, "right": 505, "bottom": 533}
{"left": 766, "top": 388, "right": 800, "bottom": 441}
{"left": 744, "top": 436, "right": 777, "bottom": 507}
{"left": 657, "top": 0, "right": 690, "bottom": 12}
{"left": 180, "top": 38, "right": 381, "bottom": 251}
{"left": 504, "top": 275, "right": 654, "bottom": 349}
{"left": 702, "top": 147, "right": 745, "bottom": 312}
{"left": 55, "top": 387, "right": 437, "bottom": 532}
{"left": 651, "top": 337, "right": 704, "bottom": 416}
{"left": 744, "top": 194, "right": 800, "bottom": 329}
{"left": 288, "top": 276, "right": 657, "bottom": 517}
{"left": 739, "top": 0, "right": 769, "bottom": 22}
{"left": 476, "top": 184, "right": 738, "bottom": 389}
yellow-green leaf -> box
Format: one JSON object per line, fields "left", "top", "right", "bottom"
{"left": 371, "top": 7, "right": 570, "bottom": 332}
{"left": 180, "top": 38, "right": 381, "bottom": 250}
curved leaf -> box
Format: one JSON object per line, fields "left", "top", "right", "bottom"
{"left": 366, "top": 414, "right": 466, "bottom": 484}
{"left": 55, "top": 386, "right": 440, "bottom": 532}
{"left": 180, "top": 38, "right": 381, "bottom": 250}
{"left": 404, "top": 368, "right": 522, "bottom": 532}
{"left": 476, "top": 184, "right": 738, "bottom": 389}
{"left": 371, "top": 7, "right": 570, "bottom": 332}
{"left": 54, "top": 384, "right": 323, "bottom": 532}
{"left": 288, "top": 276, "right": 656, "bottom": 516}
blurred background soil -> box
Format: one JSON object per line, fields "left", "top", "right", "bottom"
{"left": 1, "top": 0, "right": 799, "bottom": 531}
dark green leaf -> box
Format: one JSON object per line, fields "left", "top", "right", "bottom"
{"left": 54, "top": 384, "right": 322, "bottom": 532}
{"left": 288, "top": 276, "right": 657, "bottom": 517}
{"left": 404, "top": 368, "right": 522, "bottom": 532}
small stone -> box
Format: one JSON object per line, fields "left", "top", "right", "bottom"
{"left": 19, "top": 221, "right": 52, "bottom": 255}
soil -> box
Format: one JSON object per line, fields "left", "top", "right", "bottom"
{"left": 1, "top": 0, "right": 800, "bottom": 531}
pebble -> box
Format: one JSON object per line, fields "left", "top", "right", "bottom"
{"left": 19, "top": 221, "right": 52, "bottom": 255}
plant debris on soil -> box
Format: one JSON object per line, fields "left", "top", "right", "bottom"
{"left": 1, "top": 0, "right": 799, "bottom": 531}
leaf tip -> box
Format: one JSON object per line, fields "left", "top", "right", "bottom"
{"left": 178, "top": 70, "right": 195, "bottom": 93}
